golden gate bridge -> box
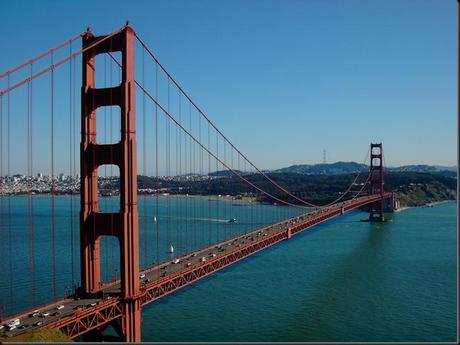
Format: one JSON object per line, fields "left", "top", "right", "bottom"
{"left": 0, "top": 23, "right": 395, "bottom": 341}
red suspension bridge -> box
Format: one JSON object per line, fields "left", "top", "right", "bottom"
{"left": 0, "top": 23, "right": 396, "bottom": 342}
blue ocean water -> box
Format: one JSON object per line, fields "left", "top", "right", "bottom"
{"left": 140, "top": 202, "right": 457, "bottom": 342}
{"left": 0, "top": 198, "right": 456, "bottom": 341}
{"left": 0, "top": 195, "right": 303, "bottom": 317}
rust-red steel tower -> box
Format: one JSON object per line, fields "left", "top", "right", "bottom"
{"left": 369, "top": 142, "right": 384, "bottom": 221}
{"left": 80, "top": 24, "right": 141, "bottom": 342}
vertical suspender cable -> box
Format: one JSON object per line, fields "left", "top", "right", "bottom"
{"left": 50, "top": 52, "right": 57, "bottom": 300}
{"left": 215, "top": 131, "right": 219, "bottom": 243}
{"left": 190, "top": 102, "right": 195, "bottom": 251}
{"left": 72, "top": 50, "right": 77, "bottom": 290}
{"left": 110, "top": 50, "right": 115, "bottom": 279}
{"left": 103, "top": 54, "right": 109, "bottom": 279}
{"left": 173, "top": 85, "right": 178, "bottom": 256}
{"left": 232, "top": 147, "right": 236, "bottom": 238}
{"left": 207, "top": 121, "right": 211, "bottom": 246}
{"left": 178, "top": 91, "right": 183, "bottom": 254}
{"left": 183, "top": 95, "right": 188, "bottom": 253}
{"left": 167, "top": 77, "right": 172, "bottom": 257}
{"left": 223, "top": 139, "right": 226, "bottom": 240}
{"left": 69, "top": 44, "right": 75, "bottom": 289}
{"left": 199, "top": 111, "right": 204, "bottom": 249}
{"left": 165, "top": 77, "right": 172, "bottom": 255}
{"left": 238, "top": 152, "right": 242, "bottom": 235}
{"left": 0, "top": 94, "right": 3, "bottom": 318}
{"left": 155, "top": 62, "right": 159, "bottom": 277}
{"left": 28, "top": 63, "right": 35, "bottom": 307}
{"left": 142, "top": 47, "right": 147, "bottom": 269}
{"left": 7, "top": 75, "right": 13, "bottom": 314}
{"left": 180, "top": 93, "right": 186, "bottom": 253}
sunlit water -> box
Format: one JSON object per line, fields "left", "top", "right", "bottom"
{"left": 0, "top": 198, "right": 456, "bottom": 341}
{"left": 140, "top": 202, "right": 457, "bottom": 342}
{"left": 0, "top": 195, "right": 303, "bottom": 318}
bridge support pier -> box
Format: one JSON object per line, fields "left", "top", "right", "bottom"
{"left": 122, "top": 299, "right": 142, "bottom": 342}
{"left": 369, "top": 143, "right": 385, "bottom": 222}
{"left": 80, "top": 24, "right": 141, "bottom": 342}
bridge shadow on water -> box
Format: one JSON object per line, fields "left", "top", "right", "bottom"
{"left": 115, "top": 211, "right": 397, "bottom": 342}
{"left": 268, "top": 218, "right": 394, "bottom": 342}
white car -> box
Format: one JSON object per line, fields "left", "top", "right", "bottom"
{"left": 172, "top": 259, "right": 180, "bottom": 264}
{"left": 42, "top": 312, "right": 50, "bottom": 317}
{"left": 201, "top": 257, "right": 206, "bottom": 262}
{"left": 140, "top": 274, "right": 146, "bottom": 279}
{"left": 8, "top": 319, "right": 20, "bottom": 326}
{"left": 56, "top": 305, "right": 65, "bottom": 310}
{"left": 7, "top": 325, "right": 16, "bottom": 331}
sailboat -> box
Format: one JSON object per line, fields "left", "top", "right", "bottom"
{"left": 154, "top": 216, "right": 157, "bottom": 223}
{"left": 168, "top": 244, "right": 174, "bottom": 254}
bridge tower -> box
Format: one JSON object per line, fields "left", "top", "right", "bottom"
{"left": 369, "top": 143, "right": 384, "bottom": 221}
{"left": 80, "top": 24, "right": 141, "bottom": 341}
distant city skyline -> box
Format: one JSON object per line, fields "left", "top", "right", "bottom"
{"left": 0, "top": 0, "right": 456, "bottom": 175}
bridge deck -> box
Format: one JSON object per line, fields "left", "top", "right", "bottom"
{"left": 1, "top": 193, "right": 392, "bottom": 340}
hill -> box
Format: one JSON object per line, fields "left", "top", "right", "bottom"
{"left": 138, "top": 171, "right": 456, "bottom": 208}
{"left": 275, "top": 161, "right": 367, "bottom": 175}
{"left": 275, "top": 162, "right": 456, "bottom": 177}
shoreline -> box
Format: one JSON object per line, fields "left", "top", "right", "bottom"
{"left": 1, "top": 192, "right": 260, "bottom": 204}
{"left": 2, "top": 193, "right": 456, "bottom": 209}
{"left": 395, "top": 199, "right": 456, "bottom": 212}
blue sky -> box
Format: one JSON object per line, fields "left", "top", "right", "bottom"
{"left": 0, "top": 0, "right": 457, "bottom": 174}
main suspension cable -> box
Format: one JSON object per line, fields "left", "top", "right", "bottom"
{"left": 132, "top": 34, "right": 370, "bottom": 208}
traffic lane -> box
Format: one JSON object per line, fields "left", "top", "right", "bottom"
{"left": 138, "top": 214, "right": 313, "bottom": 286}
{"left": 3, "top": 297, "right": 103, "bottom": 337}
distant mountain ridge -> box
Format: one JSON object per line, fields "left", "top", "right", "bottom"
{"left": 275, "top": 161, "right": 367, "bottom": 175}
{"left": 274, "top": 162, "right": 457, "bottom": 177}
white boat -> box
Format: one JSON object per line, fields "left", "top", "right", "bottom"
{"left": 168, "top": 244, "right": 174, "bottom": 253}
{"left": 154, "top": 216, "right": 157, "bottom": 223}
{"left": 173, "top": 259, "right": 180, "bottom": 264}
